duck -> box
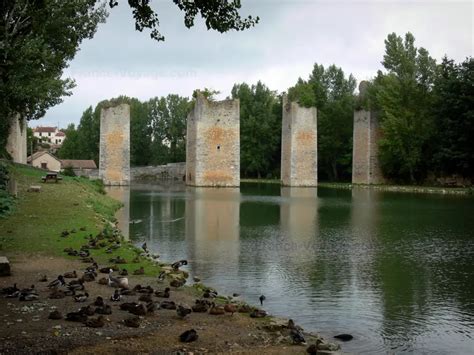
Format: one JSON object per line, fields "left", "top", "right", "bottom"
{"left": 138, "top": 294, "right": 153, "bottom": 303}
{"left": 67, "top": 280, "right": 85, "bottom": 291}
{"left": 157, "top": 271, "right": 166, "bottom": 282}
{"left": 110, "top": 290, "right": 121, "bottom": 302}
{"left": 79, "top": 305, "right": 96, "bottom": 316}
{"left": 118, "top": 289, "right": 135, "bottom": 296}
{"left": 119, "top": 269, "right": 128, "bottom": 276}
{"left": 136, "top": 285, "right": 154, "bottom": 294}
{"left": 38, "top": 275, "right": 48, "bottom": 282}
{"left": 129, "top": 303, "right": 147, "bottom": 316}
{"left": 290, "top": 328, "right": 306, "bottom": 345}
{"left": 238, "top": 304, "right": 253, "bottom": 313}
{"left": 48, "top": 310, "right": 63, "bottom": 320}
{"left": 98, "top": 277, "right": 108, "bottom": 285}
{"left": 108, "top": 271, "right": 129, "bottom": 289}
{"left": 209, "top": 303, "right": 225, "bottom": 315}
{"left": 224, "top": 303, "right": 237, "bottom": 315}
{"left": 63, "top": 271, "right": 77, "bottom": 279}
{"left": 133, "top": 267, "right": 145, "bottom": 275}
{"left": 259, "top": 294, "right": 266, "bottom": 306}
{"left": 94, "top": 296, "right": 105, "bottom": 307}
{"left": 202, "top": 289, "right": 217, "bottom": 298}
{"left": 95, "top": 304, "right": 112, "bottom": 315}
{"left": 179, "top": 329, "right": 198, "bottom": 343}
{"left": 99, "top": 266, "right": 113, "bottom": 274}
{"left": 66, "top": 311, "right": 88, "bottom": 322}
{"left": 109, "top": 256, "right": 126, "bottom": 264}
{"left": 82, "top": 271, "right": 96, "bottom": 282}
{"left": 48, "top": 275, "right": 66, "bottom": 289}
{"left": 171, "top": 259, "right": 188, "bottom": 271}
{"left": 170, "top": 279, "right": 185, "bottom": 288}
{"left": 334, "top": 333, "right": 353, "bottom": 341}
{"left": 79, "top": 250, "right": 90, "bottom": 258}
{"left": 84, "top": 315, "right": 105, "bottom": 328}
{"left": 119, "top": 302, "right": 139, "bottom": 312}
{"left": 287, "top": 319, "right": 303, "bottom": 331}
{"left": 1, "top": 283, "right": 19, "bottom": 295}
{"left": 250, "top": 309, "right": 267, "bottom": 318}
{"left": 19, "top": 293, "right": 39, "bottom": 301}
{"left": 159, "top": 300, "right": 176, "bottom": 310}
{"left": 146, "top": 301, "right": 156, "bottom": 314}
{"left": 154, "top": 287, "right": 170, "bottom": 298}
{"left": 192, "top": 299, "right": 210, "bottom": 313}
{"left": 176, "top": 304, "right": 192, "bottom": 319}
{"left": 19, "top": 285, "right": 37, "bottom": 295}
{"left": 86, "top": 262, "right": 99, "bottom": 273}
{"left": 81, "top": 256, "right": 95, "bottom": 263}
{"left": 141, "top": 242, "right": 148, "bottom": 253}
{"left": 74, "top": 292, "right": 89, "bottom": 303}
{"left": 123, "top": 316, "right": 140, "bottom": 328}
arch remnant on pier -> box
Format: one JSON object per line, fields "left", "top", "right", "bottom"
{"left": 99, "top": 103, "right": 131, "bottom": 186}
{"left": 281, "top": 95, "right": 318, "bottom": 187}
{"left": 186, "top": 93, "right": 240, "bottom": 187}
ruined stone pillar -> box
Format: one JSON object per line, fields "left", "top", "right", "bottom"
{"left": 6, "top": 115, "right": 27, "bottom": 164}
{"left": 280, "top": 95, "right": 318, "bottom": 186}
{"left": 186, "top": 93, "right": 240, "bottom": 187}
{"left": 352, "top": 82, "right": 384, "bottom": 184}
{"left": 99, "top": 103, "right": 130, "bottom": 186}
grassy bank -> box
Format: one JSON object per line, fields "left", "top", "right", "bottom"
{"left": 242, "top": 178, "right": 472, "bottom": 195}
{"left": 0, "top": 162, "right": 160, "bottom": 275}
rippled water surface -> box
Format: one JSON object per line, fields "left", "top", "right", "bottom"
{"left": 111, "top": 183, "right": 474, "bottom": 354}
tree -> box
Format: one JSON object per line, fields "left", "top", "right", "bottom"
{"left": 369, "top": 32, "right": 437, "bottom": 182}
{"left": 288, "top": 64, "right": 356, "bottom": 181}
{"left": 58, "top": 124, "right": 81, "bottom": 159}
{"left": 147, "top": 94, "right": 190, "bottom": 165}
{"left": 232, "top": 81, "right": 281, "bottom": 178}
{"left": 1, "top": 1, "right": 258, "bottom": 158}
{"left": 431, "top": 57, "right": 474, "bottom": 178}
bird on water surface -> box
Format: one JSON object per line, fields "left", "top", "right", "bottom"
{"left": 259, "top": 294, "right": 266, "bottom": 306}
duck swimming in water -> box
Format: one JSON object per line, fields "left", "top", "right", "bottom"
{"left": 259, "top": 294, "right": 266, "bottom": 306}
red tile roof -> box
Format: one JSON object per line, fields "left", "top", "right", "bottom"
{"left": 56, "top": 131, "right": 66, "bottom": 137}
{"left": 34, "top": 126, "right": 57, "bottom": 133}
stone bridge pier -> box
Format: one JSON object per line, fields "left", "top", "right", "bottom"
{"left": 186, "top": 93, "right": 240, "bottom": 187}
{"left": 99, "top": 103, "right": 131, "bottom": 186}
{"left": 352, "top": 81, "right": 384, "bottom": 185}
{"left": 280, "top": 95, "right": 318, "bottom": 187}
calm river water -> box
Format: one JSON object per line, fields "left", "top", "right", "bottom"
{"left": 109, "top": 183, "right": 474, "bottom": 354}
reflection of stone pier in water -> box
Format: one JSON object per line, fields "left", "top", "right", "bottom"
{"left": 280, "top": 187, "right": 318, "bottom": 244}
{"left": 105, "top": 186, "right": 130, "bottom": 240}
{"left": 185, "top": 188, "right": 240, "bottom": 279}
{"left": 350, "top": 187, "right": 381, "bottom": 238}
{"left": 99, "top": 103, "right": 131, "bottom": 186}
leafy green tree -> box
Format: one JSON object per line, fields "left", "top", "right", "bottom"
{"left": 369, "top": 32, "right": 437, "bottom": 182}
{"left": 26, "top": 128, "right": 38, "bottom": 157}
{"left": 288, "top": 64, "right": 356, "bottom": 181}
{"left": 232, "top": 81, "right": 281, "bottom": 178}
{"left": 1, "top": 0, "right": 258, "bottom": 157}
{"left": 147, "top": 95, "right": 190, "bottom": 164}
{"left": 431, "top": 57, "right": 474, "bottom": 178}
{"left": 58, "top": 124, "right": 81, "bottom": 159}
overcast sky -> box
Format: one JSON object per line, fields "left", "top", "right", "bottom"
{"left": 37, "top": 0, "right": 473, "bottom": 128}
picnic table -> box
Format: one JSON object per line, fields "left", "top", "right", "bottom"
{"left": 41, "top": 172, "right": 63, "bottom": 183}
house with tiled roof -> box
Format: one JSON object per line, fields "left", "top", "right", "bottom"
{"left": 33, "top": 126, "right": 66, "bottom": 146}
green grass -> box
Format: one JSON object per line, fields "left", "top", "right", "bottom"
{"left": 0, "top": 163, "right": 161, "bottom": 275}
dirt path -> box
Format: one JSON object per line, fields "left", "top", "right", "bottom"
{"left": 0, "top": 255, "right": 340, "bottom": 354}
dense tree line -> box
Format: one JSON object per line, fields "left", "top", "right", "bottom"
{"left": 47, "top": 32, "right": 474, "bottom": 183}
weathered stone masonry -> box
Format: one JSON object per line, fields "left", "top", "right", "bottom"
{"left": 352, "top": 82, "right": 384, "bottom": 184}
{"left": 6, "top": 115, "right": 27, "bottom": 164}
{"left": 99, "top": 103, "right": 131, "bottom": 186}
{"left": 186, "top": 93, "right": 240, "bottom": 187}
{"left": 280, "top": 95, "right": 318, "bottom": 187}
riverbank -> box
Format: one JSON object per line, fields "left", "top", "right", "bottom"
{"left": 0, "top": 163, "right": 341, "bottom": 354}
{"left": 241, "top": 179, "right": 472, "bottom": 195}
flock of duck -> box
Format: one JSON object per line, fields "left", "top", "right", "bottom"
{"left": 1, "top": 229, "right": 350, "bottom": 352}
